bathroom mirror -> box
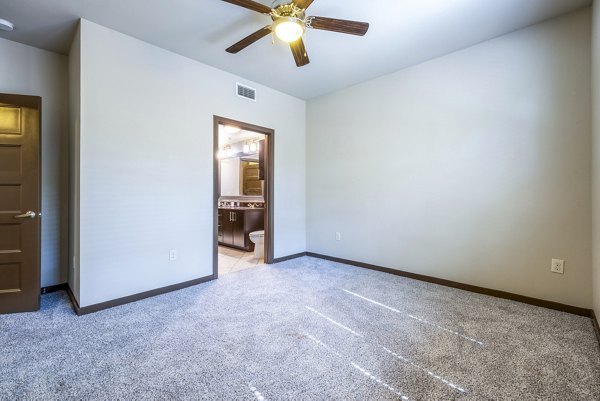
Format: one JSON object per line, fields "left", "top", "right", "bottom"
{"left": 220, "top": 157, "right": 263, "bottom": 197}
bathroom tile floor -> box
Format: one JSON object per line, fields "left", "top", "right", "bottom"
{"left": 218, "top": 246, "right": 264, "bottom": 275}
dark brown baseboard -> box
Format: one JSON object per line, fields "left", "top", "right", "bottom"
{"left": 66, "top": 285, "right": 80, "bottom": 313}
{"left": 592, "top": 310, "right": 600, "bottom": 346}
{"left": 41, "top": 283, "right": 67, "bottom": 294}
{"left": 67, "top": 275, "right": 214, "bottom": 316}
{"left": 273, "top": 252, "right": 307, "bottom": 263}
{"left": 306, "top": 252, "right": 592, "bottom": 317}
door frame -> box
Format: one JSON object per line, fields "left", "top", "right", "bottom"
{"left": 213, "top": 116, "right": 274, "bottom": 278}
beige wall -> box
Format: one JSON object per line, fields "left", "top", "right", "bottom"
{"left": 2, "top": 7, "right": 593, "bottom": 310}
{"left": 592, "top": 2, "right": 600, "bottom": 315}
{"left": 0, "top": 37, "right": 69, "bottom": 288}
{"left": 306, "top": 9, "right": 593, "bottom": 308}
{"left": 71, "top": 20, "right": 306, "bottom": 307}
{"left": 68, "top": 24, "right": 81, "bottom": 301}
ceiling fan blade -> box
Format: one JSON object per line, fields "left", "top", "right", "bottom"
{"left": 290, "top": 38, "right": 310, "bottom": 67}
{"left": 308, "top": 16, "right": 369, "bottom": 36}
{"left": 221, "top": 0, "right": 272, "bottom": 14}
{"left": 226, "top": 26, "right": 272, "bottom": 54}
{"left": 294, "top": 0, "right": 315, "bottom": 10}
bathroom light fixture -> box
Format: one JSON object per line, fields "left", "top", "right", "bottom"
{"left": 223, "top": 125, "right": 241, "bottom": 134}
{"left": 218, "top": 145, "right": 233, "bottom": 159}
{"left": 273, "top": 17, "right": 304, "bottom": 43}
{"left": 0, "top": 18, "right": 14, "bottom": 32}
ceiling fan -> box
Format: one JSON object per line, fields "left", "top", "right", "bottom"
{"left": 222, "top": 0, "right": 369, "bottom": 67}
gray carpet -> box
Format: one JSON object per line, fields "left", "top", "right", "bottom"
{"left": 1, "top": 256, "right": 599, "bottom": 400}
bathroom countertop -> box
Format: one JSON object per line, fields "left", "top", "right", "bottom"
{"left": 218, "top": 207, "right": 264, "bottom": 210}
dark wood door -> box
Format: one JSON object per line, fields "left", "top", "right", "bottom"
{"left": 241, "top": 161, "right": 262, "bottom": 196}
{"left": 0, "top": 93, "right": 41, "bottom": 314}
{"left": 232, "top": 211, "right": 245, "bottom": 248}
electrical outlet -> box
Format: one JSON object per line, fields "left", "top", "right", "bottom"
{"left": 335, "top": 232, "right": 341, "bottom": 241}
{"left": 551, "top": 259, "right": 564, "bottom": 274}
{"left": 169, "top": 250, "right": 177, "bottom": 261}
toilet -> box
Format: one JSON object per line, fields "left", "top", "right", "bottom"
{"left": 248, "top": 230, "right": 265, "bottom": 260}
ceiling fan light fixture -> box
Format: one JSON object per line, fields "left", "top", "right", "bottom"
{"left": 0, "top": 18, "right": 14, "bottom": 32}
{"left": 223, "top": 0, "right": 369, "bottom": 67}
{"left": 273, "top": 17, "right": 304, "bottom": 43}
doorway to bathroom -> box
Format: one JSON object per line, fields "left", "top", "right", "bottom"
{"left": 213, "top": 116, "right": 274, "bottom": 278}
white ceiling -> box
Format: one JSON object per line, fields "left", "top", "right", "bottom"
{"left": 0, "top": 0, "right": 591, "bottom": 99}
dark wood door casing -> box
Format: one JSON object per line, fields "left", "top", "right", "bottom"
{"left": 213, "top": 116, "right": 274, "bottom": 279}
{"left": 0, "top": 93, "right": 41, "bottom": 314}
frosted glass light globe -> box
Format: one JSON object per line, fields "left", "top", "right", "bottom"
{"left": 274, "top": 18, "right": 304, "bottom": 43}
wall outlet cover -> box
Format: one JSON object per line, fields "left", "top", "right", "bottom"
{"left": 550, "top": 259, "right": 564, "bottom": 274}
{"left": 169, "top": 250, "right": 177, "bottom": 261}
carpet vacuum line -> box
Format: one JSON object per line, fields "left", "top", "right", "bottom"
{"left": 342, "top": 289, "right": 484, "bottom": 345}
{"left": 304, "top": 306, "right": 467, "bottom": 395}
{"left": 305, "top": 333, "right": 411, "bottom": 401}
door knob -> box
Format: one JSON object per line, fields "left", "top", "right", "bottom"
{"left": 14, "top": 211, "right": 36, "bottom": 219}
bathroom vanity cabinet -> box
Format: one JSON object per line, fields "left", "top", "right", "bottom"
{"left": 218, "top": 208, "right": 264, "bottom": 251}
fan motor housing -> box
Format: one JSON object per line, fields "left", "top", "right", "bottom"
{"left": 271, "top": 3, "right": 305, "bottom": 21}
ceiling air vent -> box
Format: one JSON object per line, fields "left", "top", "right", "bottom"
{"left": 236, "top": 83, "right": 256, "bottom": 101}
